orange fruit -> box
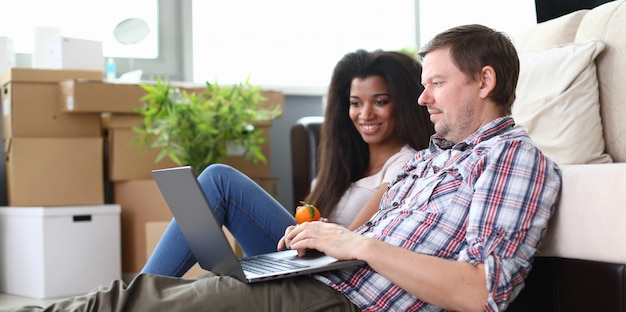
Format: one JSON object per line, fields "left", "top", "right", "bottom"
{"left": 295, "top": 201, "right": 321, "bottom": 224}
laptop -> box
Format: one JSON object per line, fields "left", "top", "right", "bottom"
{"left": 151, "top": 166, "right": 365, "bottom": 283}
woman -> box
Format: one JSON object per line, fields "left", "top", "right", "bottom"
{"left": 141, "top": 49, "right": 434, "bottom": 277}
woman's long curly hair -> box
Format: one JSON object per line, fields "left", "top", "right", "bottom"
{"left": 305, "top": 49, "right": 434, "bottom": 217}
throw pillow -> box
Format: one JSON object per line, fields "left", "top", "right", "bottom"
{"left": 513, "top": 9, "right": 589, "bottom": 53}
{"left": 511, "top": 39, "right": 613, "bottom": 165}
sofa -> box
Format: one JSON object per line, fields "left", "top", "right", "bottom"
{"left": 291, "top": 1, "right": 626, "bottom": 310}
{"left": 507, "top": 1, "right": 626, "bottom": 310}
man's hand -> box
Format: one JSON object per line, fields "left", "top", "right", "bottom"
{"left": 277, "top": 225, "right": 296, "bottom": 251}
{"left": 279, "top": 221, "right": 489, "bottom": 311}
{"left": 277, "top": 221, "right": 366, "bottom": 260}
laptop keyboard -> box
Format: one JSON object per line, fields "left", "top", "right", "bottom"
{"left": 239, "top": 255, "right": 308, "bottom": 275}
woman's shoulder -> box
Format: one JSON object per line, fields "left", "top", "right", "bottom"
{"left": 380, "top": 145, "right": 417, "bottom": 173}
{"left": 371, "top": 145, "right": 416, "bottom": 183}
{"left": 384, "top": 145, "right": 417, "bottom": 166}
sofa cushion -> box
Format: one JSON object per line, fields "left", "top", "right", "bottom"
{"left": 575, "top": 0, "right": 626, "bottom": 162}
{"left": 512, "top": 39, "right": 612, "bottom": 165}
{"left": 539, "top": 163, "right": 626, "bottom": 264}
{"left": 513, "top": 9, "right": 588, "bottom": 53}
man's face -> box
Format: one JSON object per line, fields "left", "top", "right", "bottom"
{"left": 418, "top": 47, "right": 482, "bottom": 144}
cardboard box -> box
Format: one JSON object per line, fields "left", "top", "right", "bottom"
{"left": 115, "top": 176, "right": 278, "bottom": 275}
{"left": 43, "top": 36, "right": 104, "bottom": 72}
{"left": 59, "top": 79, "right": 285, "bottom": 118}
{"left": 102, "top": 114, "right": 178, "bottom": 181}
{"left": 0, "top": 205, "right": 121, "bottom": 299}
{"left": 1, "top": 68, "right": 103, "bottom": 139}
{"left": 104, "top": 113, "right": 272, "bottom": 179}
{"left": 145, "top": 222, "right": 243, "bottom": 279}
{"left": 114, "top": 179, "right": 174, "bottom": 274}
{"left": 4, "top": 137, "right": 104, "bottom": 206}
{"left": 59, "top": 80, "right": 148, "bottom": 113}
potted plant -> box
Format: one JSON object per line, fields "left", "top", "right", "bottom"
{"left": 132, "top": 78, "right": 281, "bottom": 176}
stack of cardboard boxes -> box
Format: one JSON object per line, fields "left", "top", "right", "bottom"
{"left": 58, "top": 79, "right": 180, "bottom": 277}
{"left": 0, "top": 68, "right": 121, "bottom": 298}
{"left": 1, "top": 69, "right": 105, "bottom": 206}
{"left": 58, "top": 79, "right": 284, "bottom": 278}
{"left": 0, "top": 70, "right": 284, "bottom": 282}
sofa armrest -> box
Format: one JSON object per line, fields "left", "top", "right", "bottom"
{"left": 290, "top": 116, "right": 324, "bottom": 208}
{"left": 539, "top": 163, "right": 626, "bottom": 263}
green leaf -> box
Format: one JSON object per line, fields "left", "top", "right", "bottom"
{"left": 133, "top": 77, "right": 279, "bottom": 174}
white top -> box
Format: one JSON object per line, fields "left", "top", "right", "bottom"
{"left": 319, "top": 145, "right": 417, "bottom": 227}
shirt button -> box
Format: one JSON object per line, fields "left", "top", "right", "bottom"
{"left": 412, "top": 175, "right": 418, "bottom": 179}
{"left": 392, "top": 202, "right": 399, "bottom": 207}
{"left": 365, "top": 221, "right": 373, "bottom": 227}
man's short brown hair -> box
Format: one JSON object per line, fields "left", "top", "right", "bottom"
{"left": 418, "top": 24, "right": 520, "bottom": 116}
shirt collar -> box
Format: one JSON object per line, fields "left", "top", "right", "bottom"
{"left": 430, "top": 116, "right": 515, "bottom": 151}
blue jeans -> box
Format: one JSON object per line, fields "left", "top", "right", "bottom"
{"left": 141, "top": 164, "right": 296, "bottom": 277}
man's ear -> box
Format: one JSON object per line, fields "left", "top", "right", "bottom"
{"left": 479, "top": 65, "right": 496, "bottom": 99}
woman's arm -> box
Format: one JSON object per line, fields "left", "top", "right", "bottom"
{"left": 346, "top": 183, "right": 388, "bottom": 230}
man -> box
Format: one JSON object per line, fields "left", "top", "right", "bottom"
{"left": 15, "top": 24, "right": 561, "bottom": 312}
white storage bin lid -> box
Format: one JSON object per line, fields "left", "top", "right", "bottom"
{"left": 0, "top": 204, "right": 121, "bottom": 217}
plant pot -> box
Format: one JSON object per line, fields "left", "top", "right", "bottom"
{"left": 226, "top": 140, "right": 246, "bottom": 156}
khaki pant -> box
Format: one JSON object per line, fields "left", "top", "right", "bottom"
{"left": 7, "top": 273, "right": 360, "bottom": 312}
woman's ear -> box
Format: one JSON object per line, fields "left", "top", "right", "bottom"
{"left": 479, "top": 65, "right": 496, "bottom": 99}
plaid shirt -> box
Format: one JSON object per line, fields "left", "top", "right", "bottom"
{"left": 313, "top": 117, "right": 562, "bottom": 311}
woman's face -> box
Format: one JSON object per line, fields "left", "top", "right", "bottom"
{"left": 348, "top": 75, "right": 400, "bottom": 146}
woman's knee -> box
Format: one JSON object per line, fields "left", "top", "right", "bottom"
{"left": 201, "top": 163, "right": 236, "bottom": 176}
{"left": 197, "top": 164, "right": 240, "bottom": 184}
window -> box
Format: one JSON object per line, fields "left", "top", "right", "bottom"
{"left": 191, "top": 0, "right": 416, "bottom": 92}
{"left": 418, "top": 0, "right": 537, "bottom": 48}
{"left": 0, "top": 0, "right": 158, "bottom": 58}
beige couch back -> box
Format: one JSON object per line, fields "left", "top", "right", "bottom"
{"left": 575, "top": 0, "right": 626, "bottom": 162}
{"left": 513, "top": 0, "right": 626, "bottom": 162}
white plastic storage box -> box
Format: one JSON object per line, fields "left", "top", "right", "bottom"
{"left": 0, "top": 205, "right": 121, "bottom": 299}
{"left": 42, "top": 35, "right": 104, "bottom": 71}
{"left": 0, "top": 36, "right": 15, "bottom": 74}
